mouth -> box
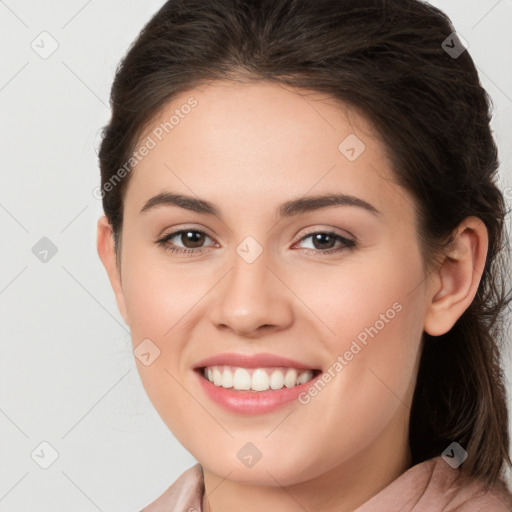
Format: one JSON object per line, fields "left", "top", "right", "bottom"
{"left": 193, "top": 363, "right": 324, "bottom": 415}
{"left": 192, "top": 352, "right": 324, "bottom": 414}
{"left": 195, "top": 366, "right": 323, "bottom": 393}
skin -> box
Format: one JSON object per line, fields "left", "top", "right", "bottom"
{"left": 97, "top": 80, "right": 488, "bottom": 512}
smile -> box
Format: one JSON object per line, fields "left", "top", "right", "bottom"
{"left": 201, "top": 365, "right": 320, "bottom": 392}
{"left": 192, "top": 352, "right": 323, "bottom": 414}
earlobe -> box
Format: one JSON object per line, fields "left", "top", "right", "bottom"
{"left": 424, "top": 217, "right": 488, "bottom": 337}
{"left": 96, "top": 216, "right": 129, "bottom": 325}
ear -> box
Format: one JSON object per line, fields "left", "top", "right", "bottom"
{"left": 424, "top": 216, "right": 488, "bottom": 336}
{"left": 96, "top": 216, "right": 129, "bottom": 325}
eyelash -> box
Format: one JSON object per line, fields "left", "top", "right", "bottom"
{"left": 155, "top": 228, "right": 356, "bottom": 256}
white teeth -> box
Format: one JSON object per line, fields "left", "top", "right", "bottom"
{"left": 269, "top": 370, "right": 285, "bottom": 390}
{"left": 202, "top": 366, "right": 316, "bottom": 391}
{"left": 251, "top": 369, "right": 269, "bottom": 391}
{"left": 284, "top": 368, "right": 298, "bottom": 388}
{"left": 233, "top": 368, "right": 251, "bottom": 390}
{"left": 297, "top": 370, "right": 313, "bottom": 385}
{"left": 221, "top": 368, "right": 234, "bottom": 389}
{"left": 212, "top": 367, "right": 223, "bottom": 386}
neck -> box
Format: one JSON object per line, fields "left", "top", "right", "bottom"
{"left": 201, "top": 410, "right": 412, "bottom": 512}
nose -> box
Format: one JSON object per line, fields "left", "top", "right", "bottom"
{"left": 207, "top": 249, "right": 294, "bottom": 338}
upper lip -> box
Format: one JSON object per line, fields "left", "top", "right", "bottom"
{"left": 194, "top": 352, "right": 320, "bottom": 370}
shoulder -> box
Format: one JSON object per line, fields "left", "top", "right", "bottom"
{"left": 139, "top": 463, "right": 204, "bottom": 512}
{"left": 427, "top": 457, "right": 512, "bottom": 512}
{"left": 136, "top": 458, "right": 512, "bottom": 512}
{"left": 355, "top": 456, "right": 512, "bottom": 512}
{"left": 430, "top": 457, "right": 512, "bottom": 512}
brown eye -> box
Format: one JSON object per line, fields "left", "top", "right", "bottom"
{"left": 156, "top": 229, "right": 215, "bottom": 255}
{"left": 178, "top": 230, "right": 206, "bottom": 248}
{"left": 310, "top": 233, "right": 337, "bottom": 250}
{"left": 296, "top": 231, "right": 356, "bottom": 255}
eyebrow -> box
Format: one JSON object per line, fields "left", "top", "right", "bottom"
{"left": 140, "top": 191, "right": 381, "bottom": 218}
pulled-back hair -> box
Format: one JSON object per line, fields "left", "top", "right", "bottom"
{"left": 98, "top": 0, "right": 512, "bottom": 486}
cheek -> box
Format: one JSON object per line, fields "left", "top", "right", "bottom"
{"left": 119, "top": 248, "right": 205, "bottom": 420}
{"left": 326, "top": 266, "right": 423, "bottom": 363}
{"left": 296, "top": 246, "right": 425, "bottom": 404}
{"left": 279, "top": 254, "right": 425, "bottom": 466}
{"left": 120, "top": 243, "right": 206, "bottom": 340}
{"left": 292, "top": 244, "right": 424, "bottom": 349}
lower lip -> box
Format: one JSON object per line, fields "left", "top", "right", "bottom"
{"left": 194, "top": 369, "right": 322, "bottom": 415}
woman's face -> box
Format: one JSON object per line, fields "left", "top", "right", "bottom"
{"left": 102, "top": 80, "right": 433, "bottom": 485}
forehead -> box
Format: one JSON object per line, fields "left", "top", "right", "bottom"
{"left": 124, "top": 80, "right": 410, "bottom": 223}
{"left": 140, "top": 79, "right": 382, "bottom": 157}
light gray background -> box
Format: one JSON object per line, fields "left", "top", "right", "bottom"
{"left": 0, "top": 1, "right": 511, "bottom": 511}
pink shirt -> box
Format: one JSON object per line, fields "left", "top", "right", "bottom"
{"left": 140, "top": 456, "right": 512, "bottom": 511}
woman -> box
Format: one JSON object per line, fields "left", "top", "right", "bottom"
{"left": 96, "top": 0, "right": 512, "bottom": 510}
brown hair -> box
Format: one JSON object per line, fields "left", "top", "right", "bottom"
{"left": 98, "top": 0, "right": 512, "bottom": 486}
